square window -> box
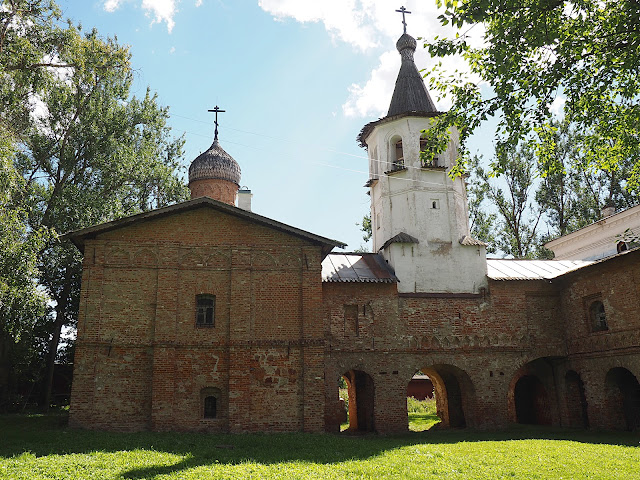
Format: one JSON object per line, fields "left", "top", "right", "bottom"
{"left": 196, "top": 295, "right": 215, "bottom": 327}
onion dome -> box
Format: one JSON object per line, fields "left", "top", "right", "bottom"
{"left": 188, "top": 139, "right": 241, "bottom": 186}
{"left": 387, "top": 33, "right": 437, "bottom": 117}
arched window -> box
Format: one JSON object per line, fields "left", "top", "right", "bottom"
{"left": 370, "top": 145, "right": 379, "bottom": 178}
{"left": 420, "top": 134, "right": 442, "bottom": 168}
{"left": 201, "top": 387, "right": 222, "bottom": 420}
{"left": 196, "top": 294, "right": 215, "bottom": 327}
{"left": 590, "top": 300, "right": 608, "bottom": 332}
{"left": 204, "top": 396, "right": 217, "bottom": 418}
{"left": 389, "top": 136, "right": 404, "bottom": 171}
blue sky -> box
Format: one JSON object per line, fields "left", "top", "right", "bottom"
{"left": 58, "top": 0, "right": 490, "bottom": 250}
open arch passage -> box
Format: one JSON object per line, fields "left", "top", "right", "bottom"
{"left": 406, "top": 372, "right": 437, "bottom": 431}
{"left": 605, "top": 367, "right": 640, "bottom": 430}
{"left": 565, "top": 370, "right": 589, "bottom": 428}
{"left": 342, "top": 370, "right": 375, "bottom": 432}
{"left": 514, "top": 375, "right": 552, "bottom": 425}
{"left": 413, "top": 365, "right": 475, "bottom": 429}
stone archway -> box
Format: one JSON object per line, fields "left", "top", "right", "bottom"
{"left": 411, "top": 364, "right": 475, "bottom": 429}
{"left": 565, "top": 370, "right": 589, "bottom": 428}
{"left": 605, "top": 367, "right": 640, "bottom": 430}
{"left": 342, "top": 369, "right": 375, "bottom": 432}
{"left": 513, "top": 375, "right": 552, "bottom": 425}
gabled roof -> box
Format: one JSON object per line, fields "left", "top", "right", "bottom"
{"left": 322, "top": 253, "right": 398, "bottom": 283}
{"left": 62, "top": 196, "right": 346, "bottom": 258}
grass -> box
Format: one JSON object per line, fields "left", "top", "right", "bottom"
{"left": 1, "top": 413, "right": 639, "bottom": 479}
{"left": 407, "top": 396, "right": 440, "bottom": 432}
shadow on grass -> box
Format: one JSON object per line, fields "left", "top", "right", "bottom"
{"left": 1, "top": 414, "right": 638, "bottom": 479}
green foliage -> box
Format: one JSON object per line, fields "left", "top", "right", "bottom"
{"left": 407, "top": 396, "right": 437, "bottom": 415}
{"left": 423, "top": 0, "right": 640, "bottom": 190}
{"left": 471, "top": 146, "right": 543, "bottom": 258}
{"left": 2, "top": 414, "right": 639, "bottom": 479}
{"left": 359, "top": 214, "right": 372, "bottom": 242}
{"left": 0, "top": 0, "right": 189, "bottom": 408}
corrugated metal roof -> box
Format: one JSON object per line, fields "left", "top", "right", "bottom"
{"left": 322, "top": 253, "right": 398, "bottom": 283}
{"left": 486, "top": 259, "right": 593, "bottom": 280}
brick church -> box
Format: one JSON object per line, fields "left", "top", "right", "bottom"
{"left": 66, "top": 30, "right": 640, "bottom": 433}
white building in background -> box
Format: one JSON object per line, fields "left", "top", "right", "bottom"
{"left": 546, "top": 204, "right": 640, "bottom": 261}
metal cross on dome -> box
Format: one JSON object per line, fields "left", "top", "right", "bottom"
{"left": 395, "top": 6, "right": 411, "bottom": 34}
{"left": 208, "top": 105, "right": 225, "bottom": 141}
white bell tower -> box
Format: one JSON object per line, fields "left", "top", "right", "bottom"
{"left": 358, "top": 32, "right": 487, "bottom": 294}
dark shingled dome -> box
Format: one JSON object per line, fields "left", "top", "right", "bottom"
{"left": 387, "top": 33, "right": 437, "bottom": 116}
{"left": 188, "top": 139, "right": 241, "bottom": 186}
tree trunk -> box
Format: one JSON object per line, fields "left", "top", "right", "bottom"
{"left": 42, "top": 267, "right": 72, "bottom": 411}
{"left": 42, "top": 310, "right": 65, "bottom": 411}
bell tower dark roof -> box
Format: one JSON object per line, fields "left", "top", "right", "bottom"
{"left": 387, "top": 33, "right": 437, "bottom": 116}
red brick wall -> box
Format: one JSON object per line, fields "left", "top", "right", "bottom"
{"left": 322, "top": 279, "right": 569, "bottom": 433}
{"left": 70, "top": 205, "right": 640, "bottom": 434}
{"left": 558, "top": 252, "right": 640, "bottom": 430}
{"left": 69, "top": 206, "right": 325, "bottom": 433}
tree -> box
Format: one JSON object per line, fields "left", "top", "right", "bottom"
{"left": 0, "top": 140, "right": 51, "bottom": 408}
{"left": 1, "top": 2, "right": 189, "bottom": 409}
{"left": 422, "top": 0, "right": 640, "bottom": 189}
{"left": 471, "top": 145, "right": 543, "bottom": 258}
{"left": 465, "top": 159, "right": 497, "bottom": 253}
{"left": 536, "top": 121, "right": 640, "bottom": 239}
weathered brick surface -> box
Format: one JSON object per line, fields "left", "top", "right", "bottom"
{"left": 69, "top": 204, "right": 640, "bottom": 433}
{"left": 69, "top": 206, "right": 325, "bottom": 432}
{"left": 322, "top": 261, "right": 640, "bottom": 433}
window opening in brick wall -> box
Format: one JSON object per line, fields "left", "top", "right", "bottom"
{"left": 196, "top": 294, "right": 215, "bottom": 326}
{"left": 344, "top": 304, "right": 359, "bottom": 337}
{"left": 589, "top": 300, "right": 608, "bottom": 332}
{"left": 204, "top": 395, "right": 217, "bottom": 418}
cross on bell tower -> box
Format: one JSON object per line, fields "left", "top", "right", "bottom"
{"left": 208, "top": 105, "right": 225, "bottom": 142}
{"left": 395, "top": 6, "right": 411, "bottom": 34}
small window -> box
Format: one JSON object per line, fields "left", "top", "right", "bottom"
{"left": 590, "top": 301, "right": 608, "bottom": 332}
{"left": 204, "top": 395, "right": 217, "bottom": 418}
{"left": 196, "top": 294, "right": 215, "bottom": 326}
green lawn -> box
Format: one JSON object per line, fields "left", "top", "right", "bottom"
{"left": 1, "top": 414, "right": 639, "bottom": 479}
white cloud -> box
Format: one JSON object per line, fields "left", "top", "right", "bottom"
{"left": 103, "top": 0, "right": 177, "bottom": 33}
{"left": 550, "top": 95, "right": 566, "bottom": 118}
{"left": 169, "top": 46, "right": 176, "bottom": 54}
{"left": 142, "top": 0, "right": 177, "bottom": 32}
{"left": 259, "top": 0, "right": 483, "bottom": 118}
{"left": 342, "top": 50, "right": 396, "bottom": 118}
{"left": 195, "top": 0, "right": 203, "bottom": 6}
{"left": 104, "top": 0, "right": 122, "bottom": 13}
